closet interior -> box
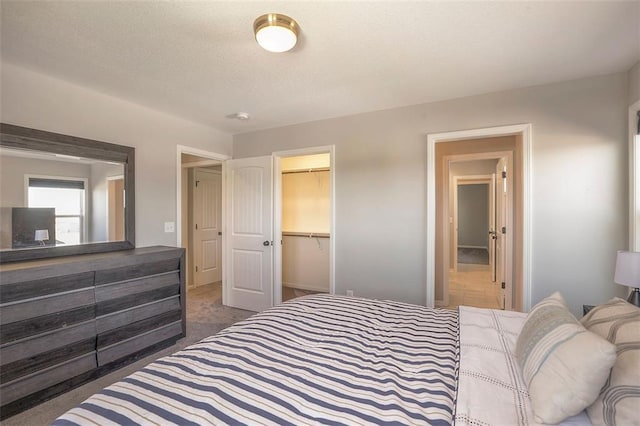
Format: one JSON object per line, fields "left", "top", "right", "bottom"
{"left": 281, "top": 153, "right": 331, "bottom": 301}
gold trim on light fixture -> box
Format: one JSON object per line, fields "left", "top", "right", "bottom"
{"left": 253, "top": 13, "right": 299, "bottom": 53}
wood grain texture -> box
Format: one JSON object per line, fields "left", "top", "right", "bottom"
{"left": 97, "top": 321, "right": 183, "bottom": 366}
{"left": 0, "top": 353, "right": 96, "bottom": 405}
{"left": 0, "top": 338, "right": 95, "bottom": 383}
{"left": 94, "top": 272, "right": 179, "bottom": 302}
{"left": 96, "top": 285, "right": 179, "bottom": 316}
{"left": 96, "top": 296, "right": 180, "bottom": 334}
{"left": 94, "top": 258, "right": 180, "bottom": 285}
{"left": 97, "top": 309, "right": 181, "bottom": 348}
{"left": 0, "top": 305, "right": 95, "bottom": 342}
{"left": 1, "top": 288, "right": 95, "bottom": 324}
{"left": 0, "top": 272, "right": 94, "bottom": 303}
{"left": 0, "top": 321, "right": 96, "bottom": 366}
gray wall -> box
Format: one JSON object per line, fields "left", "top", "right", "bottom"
{"left": 458, "top": 184, "right": 488, "bottom": 248}
{"left": 1, "top": 62, "right": 233, "bottom": 247}
{"left": 234, "top": 72, "right": 629, "bottom": 316}
{"left": 629, "top": 61, "right": 640, "bottom": 106}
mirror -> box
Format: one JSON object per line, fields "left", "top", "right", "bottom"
{"left": 0, "top": 123, "right": 135, "bottom": 263}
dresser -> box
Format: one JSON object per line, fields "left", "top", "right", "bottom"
{"left": 0, "top": 246, "right": 185, "bottom": 419}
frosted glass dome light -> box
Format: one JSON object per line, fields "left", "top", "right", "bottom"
{"left": 254, "top": 14, "right": 299, "bottom": 53}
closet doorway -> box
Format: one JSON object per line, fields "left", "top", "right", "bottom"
{"left": 273, "top": 149, "right": 334, "bottom": 303}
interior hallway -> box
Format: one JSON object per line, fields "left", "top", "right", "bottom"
{"left": 444, "top": 263, "right": 501, "bottom": 310}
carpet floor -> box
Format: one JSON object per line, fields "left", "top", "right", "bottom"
{"left": 3, "top": 282, "right": 254, "bottom": 426}
{"left": 457, "top": 247, "right": 489, "bottom": 265}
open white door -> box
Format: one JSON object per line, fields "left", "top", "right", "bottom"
{"left": 225, "top": 156, "right": 274, "bottom": 312}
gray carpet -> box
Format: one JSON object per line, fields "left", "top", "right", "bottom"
{"left": 458, "top": 247, "right": 489, "bottom": 265}
{"left": 3, "top": 282, "right": 254, "bottom": 426}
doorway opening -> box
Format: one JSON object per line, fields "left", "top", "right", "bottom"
{"left": 445, "top": 156, "right": 510, "bottom": 310}
{"left": 426, "top": 124, "right": 532, "bottom": 311}
{"left": 279, "top": 153, "right": 331, "bottom": 302}
{"left": 176, "top": 146, "right": 229, "bottom": 324}
{"left": 273, "top": 146, "right": 335, "bottom": 305}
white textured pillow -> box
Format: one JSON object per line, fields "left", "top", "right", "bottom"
{"left": 581, "top": 298, "right": 640, "bottom": 426}
{"left": 515, "top": 292, "right": 617, "bottom": 424}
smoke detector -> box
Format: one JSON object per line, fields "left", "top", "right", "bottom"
{"left": 228, "top": 112, "right": 250, "bottom": 121}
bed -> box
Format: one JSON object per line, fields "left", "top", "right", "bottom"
{"left": 52, "top": 294, "right": 619, "bottom": 425}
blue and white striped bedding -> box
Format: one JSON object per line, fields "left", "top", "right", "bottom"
{"left": 53, "top": 295, "right": 459, "bottom": 425}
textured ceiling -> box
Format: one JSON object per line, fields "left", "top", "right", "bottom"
{"left": 1, "top": 1, "right": 639, "bottom": 134}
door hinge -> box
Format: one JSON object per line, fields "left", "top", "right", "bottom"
{"left": 195, "top": 180, "right": 200, "bottom": 187}
{"left": 501, "top": 226, "right": 506, "bottom": 234}
{"left": 195, "top": 223, "right": 198, "bottom": 230}
{"left": 195, "top": 266, "right": 198, "bottom": 272}
{"left": 502, "top": 171, "right": 506, "bottom": 178}
{"left": 501, "top": 282, "right": 506, "bottom": 289}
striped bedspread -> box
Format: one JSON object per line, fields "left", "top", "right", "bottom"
{"left": 53, "top": 295, "right": 459, "bottom": 425}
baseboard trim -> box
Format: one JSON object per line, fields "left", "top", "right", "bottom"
{"left": 458, "top": 245, "right": 488, "bottom": 250}
{"left": 435, "top": 299, "right": 445, "bottom": 307}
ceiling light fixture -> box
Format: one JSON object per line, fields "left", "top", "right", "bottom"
{"left": 253, "top": 13, "right": 299, "bottom": 53}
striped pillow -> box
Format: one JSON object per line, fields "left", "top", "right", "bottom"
{"left": 581, "top": 298, "right": 640, "bottom": 426}
{"left": 515, "top": 292, "right": 617, "bottom": 424}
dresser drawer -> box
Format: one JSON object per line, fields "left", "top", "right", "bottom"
{"left": 0, "top": 352, "right": 96, "bottom": 405}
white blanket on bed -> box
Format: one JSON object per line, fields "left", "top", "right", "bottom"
{"left": 455, "top": 306, "right": 592, "bottom": 426}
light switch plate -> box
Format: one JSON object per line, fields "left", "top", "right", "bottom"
{"left": 164, "top": 222, "right": 175, "bottom": 233}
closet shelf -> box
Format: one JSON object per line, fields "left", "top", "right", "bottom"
{"left": 282, "top": 231, "right": 330, "bottom": 239}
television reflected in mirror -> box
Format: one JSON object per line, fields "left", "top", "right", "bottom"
{"left": 0, "top": 124, "right": 135, "bottom": 263}
{"left": 11, "top": 207, "right": 56, "bottom": 248}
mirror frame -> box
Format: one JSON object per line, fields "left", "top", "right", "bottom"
{"left": 0, "top": 123, "right": 135, "bottom": 263}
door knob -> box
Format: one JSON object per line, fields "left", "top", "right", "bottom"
{"left": 263, "top": 240, "right": 271, "bottom": 246}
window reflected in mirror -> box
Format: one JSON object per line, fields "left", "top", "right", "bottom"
{"left": 0, "top": 146, "right": 125, "bottom": 251}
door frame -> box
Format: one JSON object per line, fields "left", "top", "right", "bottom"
{"left": 452, "top": 174, "right": 492, "bottom": 273}
{"left": 176, "top": 145, "right": 230, "bottom": 294}
{"left": 272, "top": 145, "right": 336, "bottom": 305}
{"left": 426, "top": 124, "right": 532, "bottom": 310}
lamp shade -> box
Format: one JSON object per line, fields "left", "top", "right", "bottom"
{"left": 34, "top": 229, "right": 49, "bottom": 241}
{"left": 254, "top": 13, "right": 299, "bottom": 53}
{"left": 614, "top": 250, "right": 640, "bottom": 288}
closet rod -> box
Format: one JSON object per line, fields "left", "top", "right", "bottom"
{"left": 282, "top": 167, "right": 330, "bottom": 175}
{"left": 282, "top": 231, "right": 330, "bottom": 239}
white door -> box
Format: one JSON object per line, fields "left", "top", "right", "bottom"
{"left": 225, "top": 156, "right": 274, "bottom": 312}
{"left": 495, "top": 159, "right": 507, "bottom": 309}
{"left": 193, "top": 169, "right": 222, "bottom": 287}
{"left": 489, "top": 173, "right": 497, "bottom": 282}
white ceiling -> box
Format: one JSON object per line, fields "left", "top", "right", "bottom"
{"left": 1, "top": 1, "right": 639, "bottom": 135}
